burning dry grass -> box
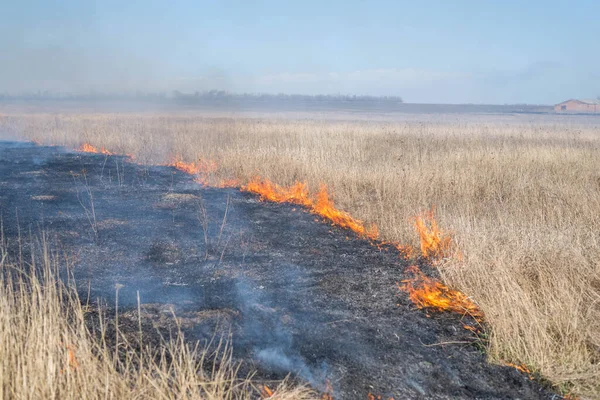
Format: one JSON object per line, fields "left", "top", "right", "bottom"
{"left": 399, "top": 265, "right": 483, "bottom": 320}
{"left": 2, "top": 110, "right": 600, "bottom": 397}
{"left": 242, "top": 179, "right": 378, "bottom": 240}
{"left": 0, "top": 237, "right": 315, "bottom": 400}
{"left": 79, "top": 142, "right": 112, "bottom": 155}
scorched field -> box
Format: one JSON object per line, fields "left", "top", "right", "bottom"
{"left": 0, "top": 108, "right": 598, "bottom": 399}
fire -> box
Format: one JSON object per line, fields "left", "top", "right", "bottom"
{"left": 399, "top": 265, "right": 482, "bottom": 319}
{"left": 413, "top": 209, "right": 452, "bottom": 260}
{"left": 67, "top": 345, "right": 79, "bottom": 369}
{"left": 243, "top": 178, "right": 313, "bottom": 206}
{"left": 79, "top": 143, "right": 113, "bottom": 155}
{"left": 74, "top": 144, "right": 459, "bottom": 265}
{"left": 505, "top": 362, "right": 533, "bottom": 379}
{"left": 313, "top": 184, "right": 379, "bottom": 240}
{"left": 60, "top": 344, "right": 79, "bottom": 374}
{"left": 242, "top": 178, "right": 379, "bottom": 240}
{"left": 261, "top": 385, "right": 274, "bottom": 398}
{"left": 167, "top": 155, "right": 218, "bottom": 185}
{"left": 79, "top": 143, "right": 98, "bottom": 153}
{"left": 394, "top": 244, "right": 415, "bottom": 260}
{"left": 463, "top": 324, "right": 480, "bottom": 334}
{"left": 56, "top": 142, "right": 486, "bottom": 393}
{"left": 75, "top": 145, "right": 383, "bottom": 241}
{"left": 321, "top": 379, "right": 334, "bottom": 400}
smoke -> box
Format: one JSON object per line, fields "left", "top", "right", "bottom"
{"left": 234, "top": 277, "right": 329, "bottom": 389}
{"left": 256, "top": 348, "right": 314, "bottom": 379}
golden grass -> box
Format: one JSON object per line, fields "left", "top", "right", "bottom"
{"left": 2, "top": 110, "right": 600, "bottom": 397}
{"left": 0, "top": 232, "right": 315, "bottom": 400}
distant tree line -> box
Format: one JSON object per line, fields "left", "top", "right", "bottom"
{"left": 0, "top": 90, "right": 403, "bottom": 105}
{"left": 173, "top": 90, "right": 403, "bottom": 104}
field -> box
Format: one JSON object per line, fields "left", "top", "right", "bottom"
{"left": 1, "top": 108, "right": 599, "bottom": 397}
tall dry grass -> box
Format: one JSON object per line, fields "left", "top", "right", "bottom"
{"left": 1, "top": 110, "right": 600, "bottom": 397}
{"left": 0, "top": 231, "right": 314, "bottom": 400}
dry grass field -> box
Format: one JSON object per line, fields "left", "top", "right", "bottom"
{"left": 1, "top": 109, "right": 599, "bottom": 397}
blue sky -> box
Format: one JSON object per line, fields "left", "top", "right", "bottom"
{"left": 1, "top": 0, "right": 599, "bottom": 104}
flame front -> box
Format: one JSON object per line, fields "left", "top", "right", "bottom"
{"left": 313, "top": 184, "right": 379, "bottom": 240}
{"left": 414, "top": 209, "right": 452, "bottom": 259}
{"left": 73, "top": 145, "right": 480, "bottom": 325}
{"left": 44, "top": 142, "right": 487, "bottom": 388}
{"left": 399, "top": 265, "right": 482, "bottom": 319}
{"left": 79, "top": 143, "right": 112, "bottom": 155}
{"left": 243, "top": 178, "right": 312, "bottom": 206}
{"left": 79, "top": 143, "right": 98, "bottom": 153}
{"left": 242, "top": 178, "right": 379, "bottom": 240}
{"left": 505, "top": 362, "right": 533, "bottom": 379}
{"left": 168, "top": 155, "right": 217, "bottom": 175}
{"left": 167, "top": 155, "right": 218, "bottom": 185}
{"left": 394, "top": 244, "right": 415, "bottom": 260}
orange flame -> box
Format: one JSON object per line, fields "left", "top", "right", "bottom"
{"left": 394, "top": 244, "right": 415, "bottom": 260}
{"left": 79, "top": 143, "right": 112, "bottom": 155}
{"left": 261, "top": 385, "right": 274, "bottom": 398}
{"left": 313, "top": 184, "right": 379, "bottom": 240}
{"left": 463, "top": 324, "right": 481, "bottom": 334}
{"left": 399, "top": 265, "right": 482, "bottom": 319}
{"left": 79, "top": 143, "right": 98, "bottom": 153}
{"left": 167, "top": 155, "right": 218, "bottom": 185}
{"left": 242, "top": 178, "right": 379, "bottom": 240}
{"left": 243, "top": 178, "right": 313, "bottom": 207}
{"left": 505, "top": 362, "right": 533, "bottom": 379}
{"left": 413, "top": 209, "right": 452, "bottom": 259}
{"left": 168, "top": 156, "right": 216, "bottom": 175}
{"left": 321, "top": 379, "right": 334, "bottom": 400}
{"left": 59, "top": 344, "right": 79, "bottom": 374}
{"left": 67, "top": 345, "right": 79, "bottom": 369}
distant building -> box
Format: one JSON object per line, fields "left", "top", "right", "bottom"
{"left": 554, "top": 99, "right": 600, "bottom": 113}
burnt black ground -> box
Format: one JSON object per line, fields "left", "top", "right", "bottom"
{"left": 0, "top": 141, "right": 559, "bottom": 399}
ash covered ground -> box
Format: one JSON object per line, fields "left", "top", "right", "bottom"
{"left": 0, "top": 141, "right": 558, "bottom": 399}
